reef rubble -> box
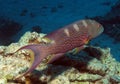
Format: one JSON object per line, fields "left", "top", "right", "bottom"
{"left": 0, "top": 32, "right": 120, "bottom": 84}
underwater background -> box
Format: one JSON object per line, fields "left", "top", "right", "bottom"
{"left": 0, "top": 0, "right": 120, "bottom": 61}
{"left": 0, "top": 0, "right": 120, "bottom": 83}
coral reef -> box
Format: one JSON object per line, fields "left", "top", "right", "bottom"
{"left": 0, "top": 32, "right": 120, "bottom": 84}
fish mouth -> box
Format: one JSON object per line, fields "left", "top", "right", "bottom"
{"left": 98, "top": 25, "right": 104, "bottom": 36}
{"left": 92, "top": 24, "right": 104, "bottom": 38}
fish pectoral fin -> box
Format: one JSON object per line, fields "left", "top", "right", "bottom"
{"left": 69, "top": 45, "right": 86, "bottom": 55}
{"left": 46, "top": 53, "right": 65, "bottom": 64}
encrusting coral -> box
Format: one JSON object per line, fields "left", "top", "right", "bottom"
{"left": 0, "top": 32, "right": 120, "bottom": 84}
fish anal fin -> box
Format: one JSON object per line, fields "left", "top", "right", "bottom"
{"left": 46, "top": 53, "right": 65, "bottom": 64}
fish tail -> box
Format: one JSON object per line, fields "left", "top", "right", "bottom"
{"left": 15, "top": 44, "right": 48, "bottom": 79}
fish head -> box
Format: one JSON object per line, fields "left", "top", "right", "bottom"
{"left": 85, "top": 19, "right": 104, "bottom": 39}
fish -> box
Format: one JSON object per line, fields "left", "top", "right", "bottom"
{"left": 15, "top": 19, "right": 104, "bottom": 78}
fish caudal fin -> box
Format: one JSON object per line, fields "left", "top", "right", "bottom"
{"left": 15, "top": 44, "right": 47, "bottom": 79}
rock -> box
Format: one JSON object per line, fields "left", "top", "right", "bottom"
{"left": 48, "top": 76, "right": 70, "bottom": 84}
{"left": 110, "top": 75, "right": 120, "bottom": 84}
{"left": 4, "top": 43, "right": 21, "bottom": 54}
{"left": 0, "top": 78, "right": 7, "bottom": 84}
{"left": 87, "top": 58, "right": 107, "bottom": 76}
{"left": 18, "top": 31, "right": 46, "bottom": 45}
{"left": 0, "top": 46, "right": 5, "bottom": 54}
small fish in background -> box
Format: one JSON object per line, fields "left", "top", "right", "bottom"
{"left": 15, "top": 19, "right": 104, "bottom": 79}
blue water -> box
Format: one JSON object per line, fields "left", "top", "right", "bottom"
{"left": 0, "top": 0, "right": 120, "bottom": 61}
